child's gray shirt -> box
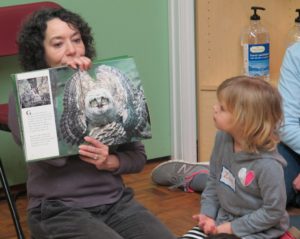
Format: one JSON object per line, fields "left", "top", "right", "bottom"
{"left": 201, "top": 131, "right": 289, "bottom": 239}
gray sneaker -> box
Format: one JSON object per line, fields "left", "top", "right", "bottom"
{"left": 151, "top": 160, "right": 209, "bottom": 192}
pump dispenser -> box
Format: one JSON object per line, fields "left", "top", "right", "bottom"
{"left": 287, "top": 9, "right": 300, "bottom": 47}
{"left": 241, "top": 6, "right": 270, "bottom": 81}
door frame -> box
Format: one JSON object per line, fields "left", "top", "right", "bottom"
{"left": 169, "top": 0, "right": 197, "bottom": 163}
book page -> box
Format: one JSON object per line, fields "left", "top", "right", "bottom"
{"left": 16, "top": 69, "right": 59, "bottom": 161}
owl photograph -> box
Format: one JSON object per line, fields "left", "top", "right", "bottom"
{"left": 55, "top": 58, "right": 151, "bottom": 147}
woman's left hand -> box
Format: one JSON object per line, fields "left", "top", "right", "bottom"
{"left": 78, "top": 136, "right": 119, "bottom": 171}
{"left": 62, "top": 56, "right": 92, "bottom": 71}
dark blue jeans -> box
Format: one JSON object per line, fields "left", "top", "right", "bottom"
{"left": 278, "top": 143, "right": 300, "bottom": 207}
{"left": 28, "top": 188, "right": 176, "bottom": 239}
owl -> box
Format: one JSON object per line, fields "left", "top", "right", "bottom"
{"left": 59, "top": 64, "right": 151, "bottom": 146}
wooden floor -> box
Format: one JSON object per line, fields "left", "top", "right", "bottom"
{"left": 2, "top": 160, "right": 300, "bottom": 239}
{"left": 0, "top": 160, "right": 200, "bottom": 239}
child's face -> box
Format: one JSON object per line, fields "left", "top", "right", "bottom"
{"left": 213, "top": 101, "right": 234, "bottom": 133}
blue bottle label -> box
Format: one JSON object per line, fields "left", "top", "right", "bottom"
{"left": 243, "top": 43, "right": 270, "bottom": 78}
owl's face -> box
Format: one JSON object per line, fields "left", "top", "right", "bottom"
{"left": 85, "top": 88, "right": 112, "bottom": 111}
{"left": 84, "top": 88, "right": 117, "bottom": 125}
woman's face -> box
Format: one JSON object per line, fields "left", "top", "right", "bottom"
{"left": 43, "top": 18, "right": 86, "bottom": 68}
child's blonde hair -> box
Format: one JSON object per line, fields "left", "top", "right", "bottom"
{"left": 217, "top": 76, "right": 283, "bottom": 153}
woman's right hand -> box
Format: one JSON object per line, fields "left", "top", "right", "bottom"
{"left": 78, "top": 136, "right": 120, "bottom": 171}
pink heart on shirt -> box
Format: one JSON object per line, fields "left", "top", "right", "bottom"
{"left": 238, "top": 168, "right": 255, "bottom": 186}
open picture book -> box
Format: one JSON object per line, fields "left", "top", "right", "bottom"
{"left": 12, "top": 56, "right": 152, "bottom": 162}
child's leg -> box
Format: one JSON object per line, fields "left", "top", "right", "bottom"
{"left": 179, "top": 226, "right": 207, "bottom": 239}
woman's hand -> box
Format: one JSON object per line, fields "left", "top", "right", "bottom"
{"left": 78, "top": 136, "right": 120, "bottom": 171}
{"left": 193, "top": 214, "right": 217, "bottom": 235}
{"left": 62, "top": 56, "right": 92, "bottom": 71}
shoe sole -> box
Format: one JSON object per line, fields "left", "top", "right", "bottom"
{"left": 151, "top": 160, "right": 209, "bottom": 175}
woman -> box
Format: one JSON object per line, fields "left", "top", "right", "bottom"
{"left": 8, "top": 7, "right": 176, "bottom": 239}
{"left": 277, "top": 42, "right": 300, "bottom": 208}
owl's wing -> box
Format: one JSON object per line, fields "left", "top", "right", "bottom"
{"left": 89, "top": 122, "right": 128, "bottom": 145}
{"left": 95, "top": 65, "right": 136, "bottom": 127}
{"left": 59, "top": 71, "right": 92, "bottom": 145}
{"left": 132, "top": 87, "right": 152, "bottom": 139}
{"left": 94, "top": 65, "right": 151, "bottom": 139}
{"left": 114, "top": 71, "right": 151, "bottom": 138}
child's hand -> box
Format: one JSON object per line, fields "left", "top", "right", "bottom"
{"left": 193, "top": 214, "right": 217, "bottom": 234}
{"left": 293, "top": 173, "right": 300, "bottom": 192}
{"left": 216, "top": 222, "right": 232, "bottom": 234}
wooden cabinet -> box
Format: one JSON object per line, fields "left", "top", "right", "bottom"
{"left": 196, "top": 0, "right": 298, "bottom": 161}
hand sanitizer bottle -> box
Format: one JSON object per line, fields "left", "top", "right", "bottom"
{"left": 287, "top": 9, "right": 300, "bottom": 48}
{"left": 241, "top": 6, "right": 270, "bottom": 81}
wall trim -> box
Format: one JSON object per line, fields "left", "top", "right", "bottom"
{"left": 169, "top": 0, "right": 197, "bottom": 163}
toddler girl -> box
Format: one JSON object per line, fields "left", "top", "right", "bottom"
{"left": 181, "top": 76, "right": 289, "bottom": 239}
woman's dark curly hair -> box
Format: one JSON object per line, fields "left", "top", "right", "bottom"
{"left": 18, "top": 7, "right": 96, "bottom": 71}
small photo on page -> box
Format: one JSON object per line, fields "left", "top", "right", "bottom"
{"left": 17, "top": 76, "right": 51, "bottom": 109}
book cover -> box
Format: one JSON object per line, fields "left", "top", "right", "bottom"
{"left": 12, "top": 56, "right": 151, "bottom": 162}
